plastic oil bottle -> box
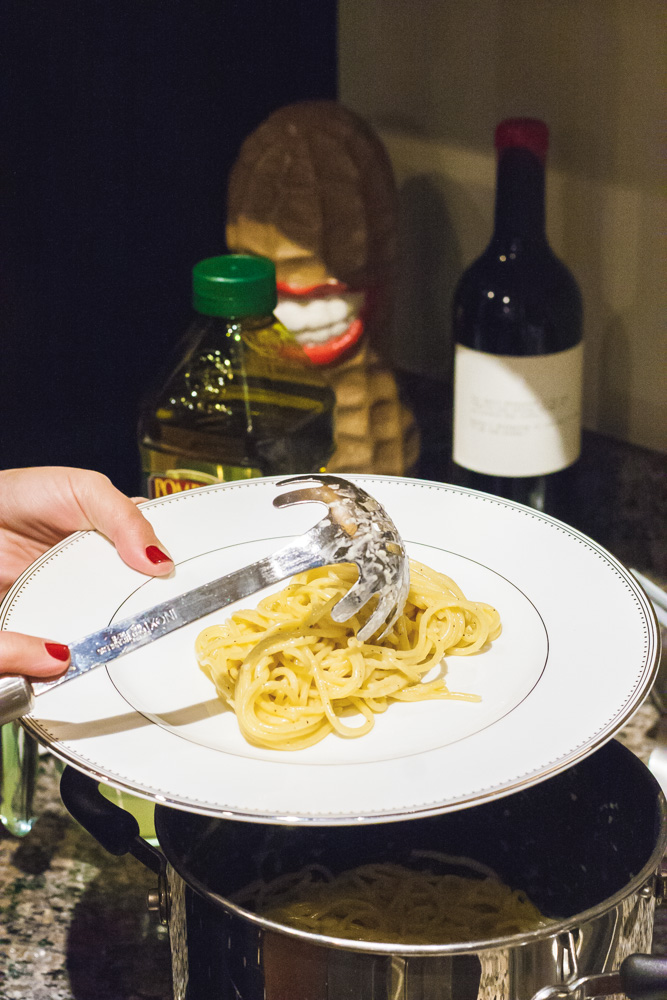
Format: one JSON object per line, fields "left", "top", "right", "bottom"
{"left": 139, "top": 254, "right": 335, "bottom": 497}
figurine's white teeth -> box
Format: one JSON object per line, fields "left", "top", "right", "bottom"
{"left": 275, "top": 293, "right": 364, "bottom": 344}
{"left": 294, "top": 320, "right": 349, "bottom": 345}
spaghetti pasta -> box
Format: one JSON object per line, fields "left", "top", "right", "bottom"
{"left": 196, "top": 559, "right": 501, "bottom": 750}
{"left": 233, "top": 853, "right": 548, "bottom": 944}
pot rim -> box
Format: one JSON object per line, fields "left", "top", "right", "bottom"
{"left": 161, "top": 785, "right": 667, "bottom": 957}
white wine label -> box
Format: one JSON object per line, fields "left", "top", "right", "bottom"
{"left": 453, "top": 342, "right": 583, "bottom": 477}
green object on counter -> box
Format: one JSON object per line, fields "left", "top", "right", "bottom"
{"left": 0, "top": 723, "right": 156, "bottom": 843}
{"left": 0, "top": 722, "right": 38, "bottom": 836}
{"left": 98, "top": 783, "right": 157, "bottom": 844}
{"left": 49, "top": 755, "right": 157, "bottom": 844}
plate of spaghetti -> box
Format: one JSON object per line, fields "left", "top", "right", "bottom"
{"left": 2, "top": 475, "right": 659, "bottom": 823}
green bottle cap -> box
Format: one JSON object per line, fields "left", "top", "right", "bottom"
{"left": 192, "top": 254, "right": 278, "bottom": 317}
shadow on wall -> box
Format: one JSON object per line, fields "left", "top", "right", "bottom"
{"left": 598, "top": 316, "right": 632, "bottom": 441}
{"left": 558, "top": 136, "right": 635, "bottom": 446}
{"left": 389, "top": 173, "right": 462, "bottom": 382}
{"left": 387, "top": 174, "right": 466, "bottom": 481}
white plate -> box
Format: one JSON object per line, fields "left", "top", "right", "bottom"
{"left": 1, "top": 476, "right": 659, "bottom": 824}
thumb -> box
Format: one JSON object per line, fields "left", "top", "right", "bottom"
{"left": 0, "top": 631, "right": 71, "bottom": 680}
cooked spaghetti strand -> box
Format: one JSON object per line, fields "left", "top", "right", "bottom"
{"left": 232, "top": 854, "right": 548, "bottom": 944}
{"left": 196, "top": 560, "right": 501, "bottom": 750}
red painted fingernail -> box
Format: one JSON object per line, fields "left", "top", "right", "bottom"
{"left": 45, "top": 642, "right": 70, "bottom": 662}
{"left": 146, "top": 545, "right": 172, "bottom": 565}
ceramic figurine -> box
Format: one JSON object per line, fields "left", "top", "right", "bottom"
{"left": 226, "top": 100, "right": 419, "bottom": 475}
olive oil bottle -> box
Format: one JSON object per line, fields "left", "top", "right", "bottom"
{"left": 139, "top": 255, "right": 335, "bottom": 497}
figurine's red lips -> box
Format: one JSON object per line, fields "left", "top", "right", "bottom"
{"left": 300, "top": 318, "right": 364, "bottom": 364}
{"left": 275, "top": 283, "right": 369, "bottom": 365}
{"left": 276, "top": 280, "right": 349, "bottom": 298}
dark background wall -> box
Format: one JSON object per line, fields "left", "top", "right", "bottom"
{"left": 0, "top": 0, "right": 337, "bottom": 495}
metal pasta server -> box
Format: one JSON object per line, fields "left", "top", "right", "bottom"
{"left": 0, "top": 474, "right": 410, "bottom": 728}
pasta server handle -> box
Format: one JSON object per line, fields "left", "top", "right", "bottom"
{"left": 0, "top": 677, "right": 35, "bottom": 728}
{"left": 0, "top": 537, "right": 324, "bottom": 727}
{"left": 0, "top": 473, "right": 410, "bottom": 727}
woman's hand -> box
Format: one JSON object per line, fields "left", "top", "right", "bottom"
{"left": 0, "top": 467, "right": 173, "bottom": 679}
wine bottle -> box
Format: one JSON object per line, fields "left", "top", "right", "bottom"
{"left": 451, "top": 118, "right": 583, "bottom": 516}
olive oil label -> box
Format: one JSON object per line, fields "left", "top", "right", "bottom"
{"left": 453, "top": 342, "right": 583, "bottom": 477}
{"left": 145, "top": 461, "right": 262, "bottom": 499}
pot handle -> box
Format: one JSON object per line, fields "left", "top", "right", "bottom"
{"left": 621, "top": 953, "right": 667, "bottom": 1000}
{"left": 59, "top": 765, "right": 162, "bottom": 875}
{"left": 533, "top": 953, "right": 667, "bottom": 999}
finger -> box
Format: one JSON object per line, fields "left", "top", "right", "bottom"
{"left": 67, "top": 471, "right": 174, "bottom": 576}
{"left": 0, "top": 632, "right": 71, "bottom": 680}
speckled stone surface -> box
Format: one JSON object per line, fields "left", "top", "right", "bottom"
{"left": 0, "top": 432, "right": 665, "bottom": 999}
{"left": 570, "top": 431, "right": 667, "bottom": 578}
{"left": 0, "top": 756, "right": 172, "bottom": 1000}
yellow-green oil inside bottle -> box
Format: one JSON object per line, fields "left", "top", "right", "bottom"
{"left": 139, "top": 314, "right": 335, "bottom": 497}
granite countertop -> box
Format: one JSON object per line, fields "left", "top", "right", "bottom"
{"left": 0, "top": 755, "right": 171, "bottom": 1000}
{"left": 0, "top": 431, "right": 665, "bottom": 1000}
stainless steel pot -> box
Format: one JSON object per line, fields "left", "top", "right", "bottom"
{"left": 60, "top": 740, "right": 667, "bottom": 1000}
